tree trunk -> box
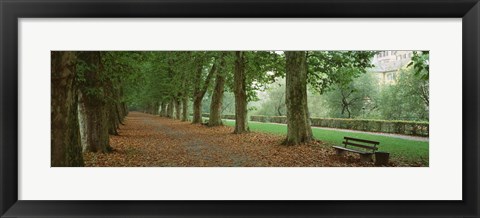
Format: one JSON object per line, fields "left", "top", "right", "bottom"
{"left": 116, "top": 102, "right": 125, "bottom": 124}
{"left": 182, "top": 97, "right": 189, "bottom": 121}
{"left": 122, "top": 102, "right": 128, "bottom": 116}
{"left": 284, "top": 51, "right": 313, "bottom": 145}
{"left": 160, "top": 101, "right": 167, "bottom": 117}
{"left": 77, "top": 52, "right": 111, "bottom": 153}
{"left": 51, "top": 51, "right": 84, "bottom": 167}
{"left": 192, "top": 98, "right": 202, "bottom": 123}
{"left": 233, "top": 51, "right": 249, "bottom": 134}
{"left": 208, "top": 54, "right": 227, "bottom": 126}
{"left": 174, "top": 98, "right": 182, "bottom": 120}
{"left": 108, "top": 103, "right": 119, "bottom": 135}
{"left": 167, "top": 99, "right": 174, "bottom": 118}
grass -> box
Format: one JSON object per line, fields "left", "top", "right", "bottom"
{"left": 222, "top": 119, "right": 429, "bottom": 166}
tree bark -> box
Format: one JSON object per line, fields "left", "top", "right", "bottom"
{"left": 160, "top": 101, "right": 167, "bottom": 117}
{"left": 100, "top": 65, "right": 119, "bottom": 136}
{"left": 233, "top": 51, "right": 249, "bottom": 134}
{"left": 182, "top": 96, "right": 189, "bottom": 121}
{"left": 116, "top": 102, "right": 125, "bottom": 124}
{"left": 51, "top": 51, "right": 84, "bottom": 167}
{"left": 192, "top": 97, "right": 202, "bottom": 123}
{"left": 167, "top": 99, "right": 174, "bottom": 118}
{"left": 284, "top": 51, "right": 313, "bottom": 145}
{"left": 208, "top": 53, "right": 227, "bottom": 126}
{"left": 122, "top": 102, "right": 128, "bottom": 116}
{"left": 107, "top": 102, "right": 119, "bottom": 135}
{"left": 174, "top": 98, "right": 182, "bottom": 120}
{"left": 77, "top": 52, "right": 111, "bottom": 153}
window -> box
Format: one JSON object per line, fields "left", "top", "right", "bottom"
{"left": 387, "top": 72, "right": 396, "bottom": 82}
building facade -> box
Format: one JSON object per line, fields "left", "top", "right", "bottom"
{"left": 371, "top": 51, "right": 413, "bottom": 85}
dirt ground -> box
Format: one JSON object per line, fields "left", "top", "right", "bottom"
{"left": 84, "top": 112, "right": 389, "bottom": 167}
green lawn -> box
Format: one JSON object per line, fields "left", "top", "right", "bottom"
{"left": 222, "top": 119, "right": 429, "bottom": 166}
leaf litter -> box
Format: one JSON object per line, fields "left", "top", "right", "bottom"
{"left": 84, "top": 112, "right": 403, "bottom": 167}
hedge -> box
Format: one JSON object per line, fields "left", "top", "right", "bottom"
{"left": 250, "top": 115, "right": 429, "bottom": 137}
{"left": 196, "top": 113, "right": 235, "bottom": 120}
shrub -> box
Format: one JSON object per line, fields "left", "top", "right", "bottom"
{"left": 250, "top": 115, "right": 269, "bottom": 123}
{"left": 310, "top": 117, "right": 428, "bottom": 136}
{"left": 251, "top": 115, "right": 429, "bottom": 136}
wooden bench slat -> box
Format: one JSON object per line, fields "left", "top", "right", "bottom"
{"left": 344, "top": 137, "right": 379, "bottom": 145}
{"left": 333, "top": 146, "right": 372, "bottom": 154}
{"left": 343, "top": 141, "right": 378, "bottom": 150}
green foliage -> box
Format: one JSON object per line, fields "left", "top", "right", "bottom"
{"left": 94, "top": 51, "right": 427, "bottom": 123}
{"left": 254, "top": 78, "right": 286, "bottom": 116}
{"left": 306, "top": 51, "right": 376, "bottom": 94}
{"left": 242, "top": 51, "right": 285, "bottom": 102}
{"left": 407, "top": 51, "right": 429, "bottom": 80}
{"left": 378, "top": 68, "right": 429, "bottom": 121}
{"left": 322, "top": 72, "right": 379, "bottom": 118}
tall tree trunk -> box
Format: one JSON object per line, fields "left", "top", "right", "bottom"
{"left": 160, "top": 101, "right": 167, "bottom": 117}
{"left": 284, "top": 51, "right": 312, "bottom": 145}
{"left": 174, "top": 98, "right": 182, "bottom": 120}
{"left": 51, "top": 51, "right": 84, "bottom": 167}
{"left": 122, "top": 102, "right": 128, "bottom": 116}
{"left": 192, "top": 98, "right": 202, "bottom": 123}
{"left": 118, "top": 87, "right": 128, "bottom": 118}
{"left": 167, "top": 99, "right": 174, "bottom": 118}
{"left": 182, "top": 96, "right": 189, "bottom": 121}
{"left": 77, "top": 52, "right": 111, "bottom": 153}
{"left": 208, "top": 53, "right": 227, "bottom": 126}
{"left": 108, "top": 103, "right": 119, "bottom": 135}
{"left": 233, "top": 51, "right": 249, "bottom": 134}
{"left": 116, "top": 102, "right": 125, "bottom": 124}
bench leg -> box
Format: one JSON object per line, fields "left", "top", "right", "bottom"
{"left": 335, "top": 149, "right": 345, "bottom": 156}
{"left": 360, "top": 153, "right": 373, "bottom": 162}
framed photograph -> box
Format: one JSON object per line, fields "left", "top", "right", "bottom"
{"left": 1, "top": 0, "right": 479, "bottom": 217}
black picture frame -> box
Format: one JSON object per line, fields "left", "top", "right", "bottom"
{"left": 1, "top": 0, "right": 479, "bottom": 217}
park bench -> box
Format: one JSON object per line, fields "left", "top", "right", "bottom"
{"left": 333, "top": 137, "right": 379, "bottom": 162}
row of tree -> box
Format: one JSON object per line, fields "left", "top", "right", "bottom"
{"left": 126, "top": 51, "right": 375, "bottom": 145}
{"left": 54, "top": 51, "right": 411, "bottom": 166}
{"left": 51, "top": 51, "right": 137, "bottom": 166}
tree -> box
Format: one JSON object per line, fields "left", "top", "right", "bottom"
{"left": 76, "top": 52, "right": 112, "bottom": 153}
{"left": 179, "top": 52, "right": 194, "bottom": 122}
{"left": 408, "top": 51, "right": 429, "bottom": 80}
{"left": 208, "top": 52, "right": 228, "bottom": 126}
{"left": 102, "top": 51, "right": 137, "bottom": 135}
{"left": 284, "top": 51, "right": 312, "bottom": 145}
{"left": 232, "top": 51, "right": 284, "bottom": 133}
{"left": 378, "top": 68, "right": 429, "bottom": 121}
{"left": 51, "top": 51, "right": 84, "bottom": 166}
{"left": 408, "top": 51, "right": 429, "bottom": 107}
{"left": 233, "top": 51, "right": 249, "bottom": 133}
{"left": 307, "top": 51, "right": 375, "bottom": 94}
{"left": 255, "top": 78, "right": 286, "bottom": 116}
{"left": 192, "top": 53, "right": 217, "bottom": 124}
{"left": 323, "top": 72, "right": 379, "bottom": 118}
{"left": 283, "top": 51, "right": 375, "bottom": 145}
